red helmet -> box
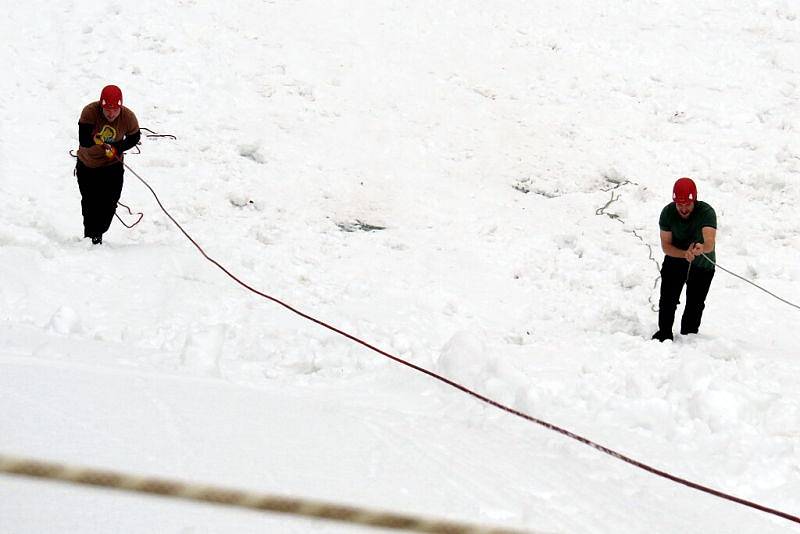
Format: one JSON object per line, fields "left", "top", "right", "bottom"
{"left": 672, "top": 177, "right": 697, "bottom": 204}
{"left": 100, "top": 85, "right": 123, "bottom": 110}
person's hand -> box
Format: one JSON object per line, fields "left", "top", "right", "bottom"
{"left": 685, "top": 243, "right": 704, "bottom": 262}
{"left": 103, "top": 144, "right": 118, "bottom": 159}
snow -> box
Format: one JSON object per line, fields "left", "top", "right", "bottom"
{"left": 1, "top": 1, "right": 799, "bottom": 532}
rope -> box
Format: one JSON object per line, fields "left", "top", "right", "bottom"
{"left": 122, "top": 161, "right": 799, "bottom": 526}
{"left": 595, "top": 190, "right": 662, "bottom": 312}
{"left": 140, "top": 127, "right": 177, "bottom": 140}
{"left": 703, "top": 254, "right": 800, "bottom": 311}
{"left": 68, "top": 125, "right": 175, "bottom": 161}
{"left": 115, "top": 201, "right": 144, "bottom": 229}
{"left": 0, "top": 455, "right": 526, "bottom": 534}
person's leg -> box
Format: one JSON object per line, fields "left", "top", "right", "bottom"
{"left": 96, "top": 163, "right": 124, "bottom": 237}
{"left": 655, "top": 256, "right": 689, "bottom": 340}
{"left": 681, "top": 267, "right": 715, "bottom": 335}
{"left": 76, "top": 161, "right": 101, "bottom": 239}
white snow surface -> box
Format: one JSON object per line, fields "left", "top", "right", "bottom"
{"left": 2, "top": 2, "right": 800, "bottom": 533}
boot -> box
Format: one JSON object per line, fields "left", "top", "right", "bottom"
{"left": 651, "top": 330, "right": 673, "bottom": 342}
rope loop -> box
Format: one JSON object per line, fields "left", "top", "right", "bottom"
{"left": 115, "top": 201, "right": 144, "bottom": 229}
{"left": 140, "top": 127, "right": 177, "bottom": 140}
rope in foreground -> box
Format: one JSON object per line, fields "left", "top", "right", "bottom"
{"left": 0, "top": 454, "right": 528, "bottom": 534}
{"left": 122, "top": 162, "right": 799, "bottom": 525}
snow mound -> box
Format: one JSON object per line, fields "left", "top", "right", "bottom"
{"left": 180, "top": 324, "right": 226, "bottom": 376}
{"left": 46, "top": 306, "right": 82, "bottom": 335}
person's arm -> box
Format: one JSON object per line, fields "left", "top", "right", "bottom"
{"left": 78, "top": 122, "right": 95, "bottom": 147}
{"left": 660, "top": 230, "right": 689, "bottom": 259}
{"left": 112, "top": 130, "right": 141, "bottom": 152}
{"left": 78, "top": 121, "right": 108, "bottom": 158}
{"left": 685, "top": 226, "right": 716, "bottom": 261}
{"left": 699, "top": 226, "right": 715, "bottom": 253}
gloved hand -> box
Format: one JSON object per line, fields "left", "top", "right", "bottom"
{"left": 103, "top": 144, "right": 118, "bottom": 159}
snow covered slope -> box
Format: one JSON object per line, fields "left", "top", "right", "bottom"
{"left": 1, "top": 1, "right": 799, "bottom": 532}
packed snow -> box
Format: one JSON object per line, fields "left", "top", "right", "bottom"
{"left": 1, "top": 1, "right": 799, "bottom": 533}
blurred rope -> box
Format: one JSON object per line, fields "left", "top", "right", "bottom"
{"left": 0, "top": 454, "right": 526, "bottom": 534}
{"left": 702, "top": 254, "right": 800, "bottom": 311}
{"left": 119, "top": 161, "right": 799, "bottom": 526}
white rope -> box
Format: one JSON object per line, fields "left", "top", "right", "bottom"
{"left": 702, "top": 254, "right": 800, "bottom": 311}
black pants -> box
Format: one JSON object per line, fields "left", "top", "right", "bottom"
{"left": 76, "top": 160, "right": 123, "bottom": 238}
{"left": 658, "top": 256, "right": 715, "bottom": 335}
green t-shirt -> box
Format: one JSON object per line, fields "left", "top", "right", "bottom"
{"left": 659, "top": 200, "right": 717, "bottom": 270}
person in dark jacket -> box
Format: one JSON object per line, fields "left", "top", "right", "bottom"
{"left": 652, "top": 177, "right": 717, "bottom": 342}
{"left": 75, "top": 84, "right": 140, "bottom": 244}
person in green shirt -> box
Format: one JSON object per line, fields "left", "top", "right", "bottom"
{"left": 652, "top": 177, "right": 717, "bottom": 342}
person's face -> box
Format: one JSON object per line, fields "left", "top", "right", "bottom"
{"left": 103, "top": 106, "right": 121, "bottom": 121}
{"left": 676, "top": 201, "right": 695, "bottom": 219}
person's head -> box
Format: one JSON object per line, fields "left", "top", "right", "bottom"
{"left": 672, "top": 177, "right": 697, "bottom": 219}
{"left": 100, "top": 85, "right": 123, "bottom": 121}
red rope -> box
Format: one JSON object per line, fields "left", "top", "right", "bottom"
{"left": 122, "top": 161, "right": 799, "bottom": 526}
{"left": 115, "top": 201, "right": 144, "bottom": 229}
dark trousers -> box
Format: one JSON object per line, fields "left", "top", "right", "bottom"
{"left": 76, "top": 160, "right": 123, "bottom": 238}
{"left": 658, "top": 256, "right": 715, "bottom": 335}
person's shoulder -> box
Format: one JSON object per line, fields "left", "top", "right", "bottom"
{"left": 79, "top": 101, "right": 101, "bottom": 121}
{"left": 696, "top": 200, "right": 716, "bottom": 214}
{"left": 658, "top": 203, "right": 674, "bottom": 228}
{"left": 695, "top": 201, "right": 717, "bottom": 227}
{"left": 120, "top": 106, "right": 139, "bottom": 128}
